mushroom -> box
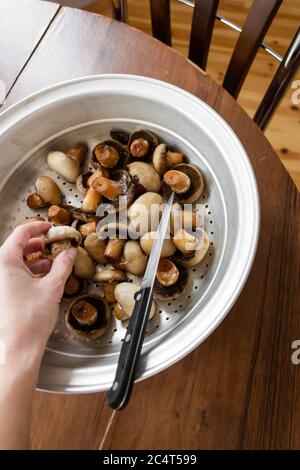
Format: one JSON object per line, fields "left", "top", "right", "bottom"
{"left": 128, "top": 192, "right": 163, "bottom": 237}
{"left": 27, "top": 193, "right": 45, "bottom": 210}
{"left": 79, "top": 221, "right": 97, "bottom": 239}
{"left": 93, "top": 268, "right": 127, "bottom": 304}
{"left": 110, "top": 129, "right": 130, "bottom": 146}
{"left": 128, "top": 129, "right": 158, "bottom": 161}
{"left": 152, "top": 143, "right": 184, "bottom": 175}
{"left": 70, "top": 209, "right": 99, "bottom": 224}
{"left": 65, "top": 294, "right": 110, "bottom": 341}
{"left": 63, "top": 274, "right": 86, "bottom": 299}
{"left": 48, "top": 205, "right": 70, "bottom": 225}
{"left": 163, "top": 164, "right": 204, "bottom": 203}
{"left": 91, "top": 140, "right": 128, "bottom": 171}
{"left": 127, "top": 162, "right": 161, "bottom": 193}
{"left": 174, "top": 229, "right": 209, "bottom": 266}
{"left": 153, "top": 259, "right": 189, "bottom": 300}
{"left": 81, "top": 186, "right": 102, "bottom": 214}
{"left": 27, "top": 176, "right": 62, "bottom": 209}
{"left": 42, "top": 225, "right": 82, "bottom": 258}
{"left": 163, "top": 170, "right": 191, "bottom": 194}
{"left": 47, "top": 143, "right": 87, "bottom": 183}
{"left": 113, "top": 283, "right": 156, "bottom": 321}
{"left": 140, "top": 231, "right": 176, "bottom": 258}
{"left": 114, "top": 241, "right": 147, "bottom": 276}
{"left": 173, "top": 228, "right": 199, "bottom": 255}
{"left": 92, "top": 170, "right": 135, "bottom": 212}
{"left": 84, "top": 233, "right": 107, "bottom": 264}
{"left": 76, "top": 171, "right": 94, "bottom": 195}
{"left": 104, "top": 239, "right": 126, "bottom": 264}
{"left": 67, "top": 143, "right": 88, "bottom": 165}
{"left": 73, "top": 246, "right": 96, "bottom": 279}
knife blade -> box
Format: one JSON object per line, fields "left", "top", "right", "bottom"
{"left": 107, "top": 192, "right": 174, "bottom": 410}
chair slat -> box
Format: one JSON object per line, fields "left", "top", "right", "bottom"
{"left": 111, "top": 0, "right": 128, "bottom": 23}
{"left": 188, "top": 0, "right": 219, "bottom": 70}
{"left": 150, "top": 0, "right": 172, "bottom": 47}
{"left": 254, "top": 27, "right": 300, "bottom": 131}
{"left": 223, "top": 0, "right": 283, "bottom": 98}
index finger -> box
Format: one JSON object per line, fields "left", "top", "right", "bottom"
{"left": 2, "top": 221, "right": 52, "bottom": 257}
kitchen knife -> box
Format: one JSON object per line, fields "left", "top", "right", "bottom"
{"left": 107, "top": 192, "right": 175, "bottom": 410}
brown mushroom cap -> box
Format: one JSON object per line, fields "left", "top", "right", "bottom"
{"left": 84, "top": 233, "right": 107, "bottom": 264}
{"left": 73, "top": 246, "right": 96, "bottom": 280}
{"left": 127, "top": 162, "right": 161, "bottom": 193}
{"left": 110, "top": 129, "right": 130, "bottom": 146}
{"left": 91, "top": 139, "right": 128, "bottom": 171}
{"left": 153, "top": 261, "right": 189, "bottom": 300}
{"left": 65, "top": 294, "right": 110, "bottom": 341}
{"left": 162, "top": 163, "right": 204, "bottom": 204}
{"left": 128, "top": 129, "right": 158, "bottom": 162}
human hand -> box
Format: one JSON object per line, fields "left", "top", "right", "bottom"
{"left": 0, "top": 222, "right": 76, "bottom": 361}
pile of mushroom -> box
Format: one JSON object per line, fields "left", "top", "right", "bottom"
{"left": 21, "top": 128, "right": 209, "bottom": 342}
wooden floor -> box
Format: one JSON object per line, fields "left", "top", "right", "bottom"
{"left": 86, "top": 0, "right": 300, "bottom": 190}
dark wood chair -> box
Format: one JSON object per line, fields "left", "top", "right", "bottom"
{"left": 111, "top": 0, "right": 300, "bottom": 131}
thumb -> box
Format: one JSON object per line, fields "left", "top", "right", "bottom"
{"left": 45, "top": 248, "right": 77, "bottom": 289}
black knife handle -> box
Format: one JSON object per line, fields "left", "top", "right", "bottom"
{"left": 107, "top": 286, "right": 152, "bottom": 410}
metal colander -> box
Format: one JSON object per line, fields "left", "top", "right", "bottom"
{"left": 0, "top": 76, "right": 259, "bottom": 392}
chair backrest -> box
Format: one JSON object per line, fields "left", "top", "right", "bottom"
{"left": 146, "top": 0, "right": 300, "bottom": 129}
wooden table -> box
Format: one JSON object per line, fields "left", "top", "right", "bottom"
{"left": 1, "top": 0, "right": 299, "bottom": 450}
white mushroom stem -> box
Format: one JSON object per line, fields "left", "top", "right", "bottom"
{"left": 92, "top": 176, "right": 121, "bottom": 200}
{"left": 156, "top": 259, "right": 179, "bottom": 287}
{"left": 163, "top": 170, "right": 191, "bottom": 194}
{"left": 81, "top": 186, "right": 102, "bottom": 213}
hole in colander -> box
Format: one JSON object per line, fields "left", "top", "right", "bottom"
{"left": 209, "top": 220, "right": 213, "bottom": 224}
{"left": 166, "top": 317, "right": 169, "bottom": 320}
{"left": 174, "top": 310, "right": 178, "bottom": 313}
{"left": 63, "top": 182, "right": 66, "bottom": 185}
{"left": 75, "top": 194, "right": 78, "bottom": 198}
{"left": 69, "top": 188, "right": 72, "bottom": 192}
{"left": 159, "top": 310, "right": 162, "bottom": 314}
{"left": 113, "top": 328, "right": 117, "bottom": 332}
